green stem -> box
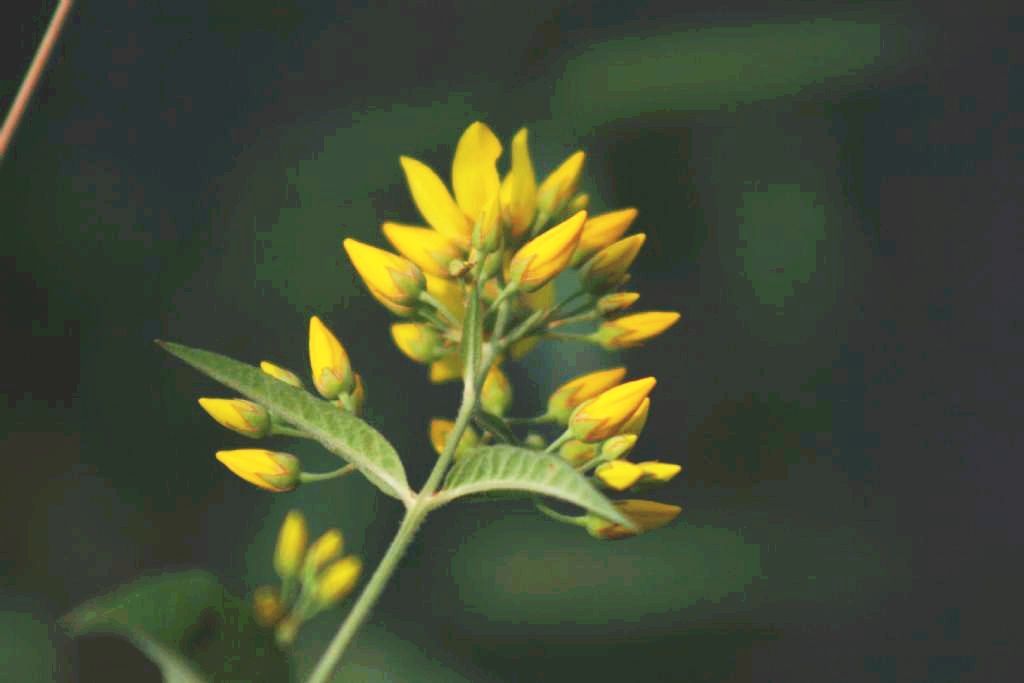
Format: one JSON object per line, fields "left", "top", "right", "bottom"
{"left": 272, "top": 424, "right": 315, "bottom": 439}
{"left": 298, "top": 464, "right": 356, "bottom": 484}
{"left": 505, "top": 414, "right": 556, "bottom": 425}
{"left": 544, "top": 430, "right": 573, "bottom": 453}
{"left": 418, "top": 291, "right": 459, "bottom": 327}
{"left": 534, "top": 499, "right": 588, "bottom": 527}
{"left": 548, "top": 310, "right": 599, "bottom": 329}
{"left": 543, "top": 331, "right": 596, "bottom": 344}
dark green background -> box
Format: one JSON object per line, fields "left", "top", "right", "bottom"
{"left": 2, "top": 2, "right": 1019, "bottom": 681}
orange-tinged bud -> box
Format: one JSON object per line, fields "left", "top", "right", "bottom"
{"left": 508, "top": 211, "right": 586, "bottom": 291}
{"left": 382, "top": 223, "right": 465, "bottom": 276}
{"left": 600, "top": 433, "right": 638, "bottom": 460}
{"left": 580, "top": 233, "right": 646, "bottom": 294}
{"left": 305, "top": 529, "right": 344, "bottom": 573}
{"left": 621, "top": 397, "right": 650, "bottom": 435}
{"left": 216, "top": 449, "right": 300, "bottom": 493}
{"left": 343, "top": 238, "right": 425, "bottom": 309}
{"left": 569, "top": 377, "right": 656, "bottom": 442}
{"left": 571, "top": 208, "right": 639, "bottom": 266}
{"left": 499, "top": 128, "right": 537, "bottom": 241}
{"left": 452, "top": 121, "right": 503, "bottom": 222}
{"left": 537, "top": 151, "right": 585, "bottom": 216}
{"left": 198, "top": 398, "right": 270, "bottom": 438}
{"left": 429, "top": 418, "right": 478, "bottom": 460}
{"left": 637, "top": 461, "right": 682, "bottom": 484}
{"left": 260, "top": 361, "right": 303, "bottom": 388}
{"left": 596, "top": 292, "right": 640, "bottom": 315}
{"left": 253, "top": 586, "right": 285, "bottom": 627}
{"left": 586, "top": 500, "right": 682, "bottom": 540}
{"left": 592, "top": 311, "right": 680, "bottom": 349}
{"left": 429, "top": 353, "right": 463, "bottom": 384}
{"left": 399, "top": 155, "right": 472, "bottom": 243}
{"left": 390, "top": 323, "right": 445, "bottom": 364}
{"left": 274, "top": 510, "right": 308, "bottom": 577}
{"left": 316, "top": 556, "right": 362, "bottom": 606}
{"left": 546, "top": 367, "right": 627, "bottom": 423}
{"left": 309, "top": 316, "right": 354, "bottom": 398}
{"left": 480, "top": 364, "right": 513, "bottom": 416}
{"left": 595, "top": 460, "right": 644, "bottom": 491}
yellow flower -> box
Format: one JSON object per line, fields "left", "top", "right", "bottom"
{"left": 382, "top": 222, "right": 464, "bottom": 277}
{"left": 253, "top": 586, "right": 285, "bottom": 627}
{"left": 636, "top": 461, "right": 682, "bottom": 484}
{"left": 316, "top": 556, "right": 363, "bottom": 606}
{"left": 215, "top": 449, "right": 300, "bottom": 492}
{"left": 569, "top": 377, "right": 657, "bottom": 442}
{"left": 546, "top": 367, "right": 627, "bottom": 423}
{"left": 429, "top": 353, "right": 463, "bottom": 384}
{"left": 343, "top": 238, "right": 426, "bottom": 311}
{"left": 499, "top": 127, "right": 537, "bottom": 241}
{"left": 508, "top": 210, "right": 586, "bottom": 291}
{"left": 480, "top": 364, "right": 513, "bottom": 416}
{"left": 596, "top": 292, "right": 640, "bottom": 315}
{"left": 537, "top": 151, "right": 585, "bottom": 216}
{"left": 452, "top": 121, "right": 503, "bottom": 223}
{"left": 390, "top": 323, "right": 444, "bottom": 364}
{"left": 586, "top": 500, "right": 682, "bottom": 540}
{"left": 197, "top": 398, "right": 270, "bottom": 438}
{"left": 399, "top": 155, "right": 472, "bottom": 244}
{"left": 600, "top": 433, "right": 638, "bottom": 460}
{"left": 595, "top": 460, "right": 644, "bottom": 491}
{"left": 274, "top": 510, "right": 308, "bottom": 578}
{"left": 429, "top": 418, "right": 479, "bottom": 460}
{"left": 592, "top": 311, "right": 680, "bottom": 349}
{"left": 308, "top": 315, "right": 354, "bottom": 398}
{"left": 581, "top": 233, "right": 646, "bottom": 294}
{"left": 304, "top": 529, "right": 344, "bottom": 573}
{"left": 559, "top": 439, "right": 598, "bottom": 467}
{"left": 620, "top": 397, "right": 650, "bottom": 436}
{"left": 260, "top": 361, "right": 303, "bottom": 388}
{"left": 571, "top": 208, "right": 639, "bottom": 266}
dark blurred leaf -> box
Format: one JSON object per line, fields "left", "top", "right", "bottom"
{"left": 158, "top": 341, "right": 411, "bottom": 502}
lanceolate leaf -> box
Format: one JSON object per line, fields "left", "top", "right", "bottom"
{"left": 158, "top": 341, "right": 410, "bottom": 501}
{"left": 439, "top": 445, "right": 636, "bottom": 529}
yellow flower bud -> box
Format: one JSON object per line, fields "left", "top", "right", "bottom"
{"left": 571, "top": 207, "right": 639, "bottom": 266}
{"left": 600, "top": 433, "right": 638, "bottom": 460}
{"left": 547, "top": 367, "right": 627, "bottom": 423}
{"left": 580, "top": 233, "right": 646, "bottom": 294}
{"left": 636, "top": 461, "right": 682, "bottom": 484}
{"left": 596, "top": 292, "right": 640, "bottom": 315}
{"left": 480, "top": 364, "right": 513, "bottom": 416}
{"left": 260, "top": 361, "right": 303, "bottom": 388}
{"left": 452, "top": 121, "right": 503, "bottom": 222}
{"left": 382, "top": 222, "right": 465, "bottom": 276}
{"left": 569, "top": 377, "right": 656, "bottom": 442}
{"left": 399, "top": 155, "right": 472, "bottom": 243}
{"left": 316, "top": 556, "right": 362, "bottom": 606}
{"left": 592, "top": 311, "right": 680, "bottom": 349}
{"left": 274, "top": 510, "right": 308, "bottom": 578}
{"left": 343, "top": 238, "right": 426, "bottom": 310}
{"left": 304, "top": 529, "right": 344, "bottom": 573}
{"left": 308, "top": 315, "right": 354, "bottom": 398}
{"left": 566, "top": 192, "right": 589, "bottom": 214}
{"left": 499, "top": 128, "right": 537, "bottom": 241}
{"left": 390, "top": 323, "right": 445, "bottom": 364}
{"left": 472, "top": 192, "right": 503, "bottom": 253}
{"left": 215, "top": 449, "right": 300, "bottom": 492}
{"left": 429, "top": 418, "right": 479, "bottom": 460}
{"left": 595, "top": 460, "right": 644, "bottom": 491}
{"left": 428, "top": 353, "right": 463, "bottom": 384}
{"left": 198, "top": 398, "right": 270, "bottom": 438}
{"left": 537, "top": 151, "right": 585, "bottom": 216}
{"left": 508, "top": 210, "right": 586, "bottom": 291}
{"left": 252, "top": 586, "right": 285, "bottom": 627}
{"left": 619, "top": 398, "right": 649, "bottom": 436}
{"left": 559, "top": 439, "right": 599, "bottom": 467}
{"left": 586, "top": 500, "right": 682, "bottom": 540}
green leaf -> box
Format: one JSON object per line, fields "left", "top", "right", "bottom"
{"left": 158, "top": 341, "right": 410, "bottom": 501}
{"left": 471, "top": 411, "right": 520, "bottom": 445}
{"left": 62, "top": 570, "right": 290, "bottom": 683}
{"left": 439, "top": 445, "right": 636, "bottom": 529}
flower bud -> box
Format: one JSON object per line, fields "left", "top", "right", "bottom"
{"left": 198, "top": 398, "right": 270, "bottom": 438}
{"left": 260, "top": 361, "right": 303, "bottom": 388}
{"left": 309, "top": 316, "right": 354, "bottom": 398}
{"left": 343, "top": 238, "right": 426, "bottom": 310}
{"left": 429, "top": 353, "right": 463, "bottom": 384}
{"left": 596, "top": 292, "right": 640, "bottom": 315}
{"left": 559, "top": 439, "right": 598, "bottom": 467}
{"left": 569, "top": 377, "right": 656, "bottom": 442}
{"left": 594, "top": 460, "right": 644, "bottom": 491}
{"left": 600, "top": 433, "right": 638, "bottom": 460}
{"left": 391, "top": 323, "right": 445, "bottom": 364}
{"left": 316, "top": 556, "right": 362, "bottom": 607}
{"left": 429, "top": 418, "right": 479, "bottom": 460}
{"left": 585, "top": 500, "right": 682, "bottom": 540}
{"left": 472, "top": 192, "right": 503, "bottom": 253}
{"left": 382, "top": 223, "right": 464, "bottom": 277}
{"left": 566, "top": 192, "right": 589, "bottom": 214}
{"left": 480, "top": 364, "right": 513, "bottom": 416}
{"left": 621, "top": 397, "right": 650, "bottom": 435}
{"left": 400, "top": 155, "right": 472, "bottom": 245}
{"left": 571, "top": 208, "right": 638, "bottom": 266}
{"left": 253, "top": 586, "right": 285, "bottom": 627}
{"left": 580, "top": 233, "right": 646, "bottom": 294}
{"left": 507, "top": 210, "right": 586, "bottom": 291}
{"left": 536, "top": 151, "right": 585, "bottom": 217}
{"left": 274, "top": 510, "right": 308, "bottom": 578}
{"left": 304, "top": 529, "right": 344, "bottom": 574}
{"left": 636, "top": 461, "right": 682, "bottom": 484}
{"left": 546, "top": 367, "right": 627, "bottom": 423}
{"left": 216, "top": 449, "right": 300, "bottom": 492}
{"left": 592, "top": 311, "right": 680, "bottom": 349}
{"left": 499, "top": 127, "right": 537, "bottom": 241}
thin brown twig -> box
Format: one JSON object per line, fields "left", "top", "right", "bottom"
{"left": 0, "top": 0, "right": 75, "bottom": 161}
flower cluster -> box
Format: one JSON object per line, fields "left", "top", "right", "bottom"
{"left": 253, "top": 510, "right": 362, "bottom": 646}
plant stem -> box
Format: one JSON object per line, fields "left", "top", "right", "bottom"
{"left": 298, "top": 464, "right": 356, "bottom": 483}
